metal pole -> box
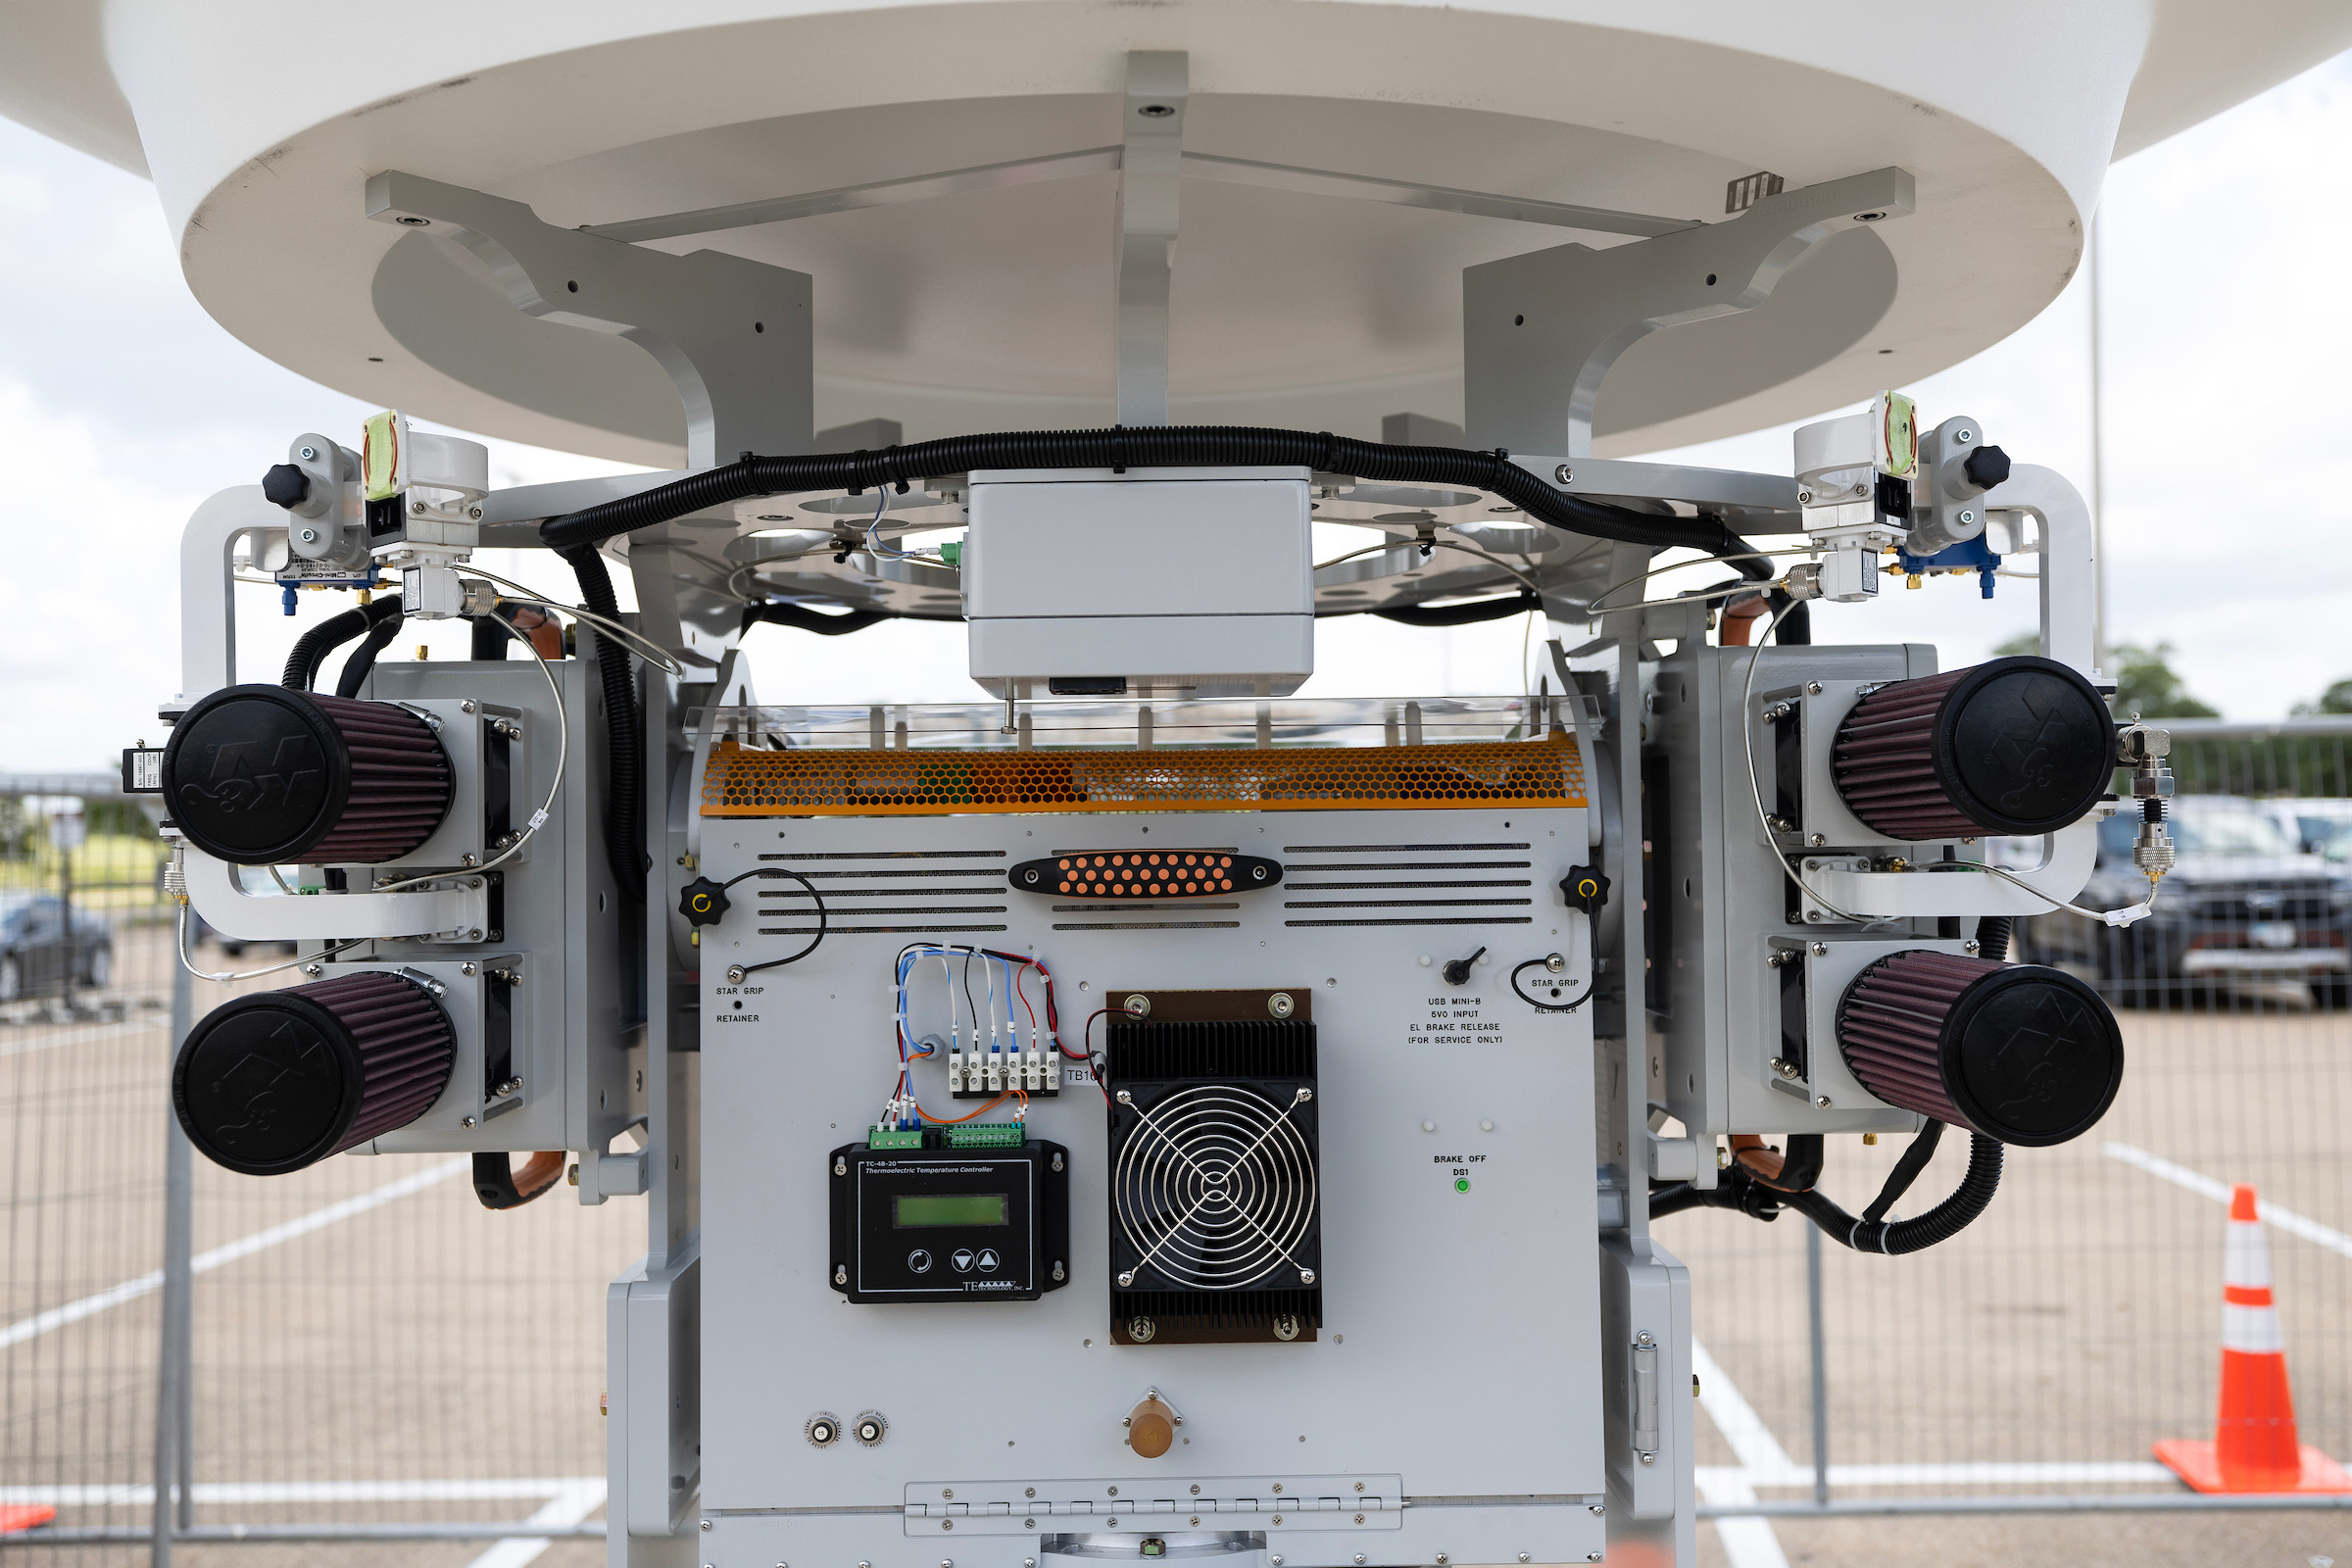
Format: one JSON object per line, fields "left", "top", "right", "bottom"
{"left": 2086, "top": 215, "right": 2108, "bottom": 676}
{"left": 1805, "top": 1223, "right": 1830, "bottom": 1507}
{"left": 151, "top": 948, "right": 196, "bottom": 1565}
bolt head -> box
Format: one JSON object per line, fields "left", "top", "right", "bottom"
{"left": 1959, "top": 509, "right": 1977, "bottom": 525}
{"left": 1298, "top": 1267, "right": 1316, "bottom": 1284}
{"left": 461, "top": 962, "right": 476, "bottom": 976}
{"left": 1816, "top": 1096, "right": 1833, "bottom": 1108}
{"left": 298, "top": 527, "right": 318, "bottom": 543}
{"left": 1553, "top": 465, "right": 1573, "bottom": 485}
{"left": 1963, "top": 939, "right": 1981, "bottom": 955}
{"left": 301, "top": 961, "right": 323, "bottom": 977}
{"left": 1809, "top": 941, "right": 1828, "bottom": 956}
{"left": 298, "top": 446, "right": 318, "bottom": 461}
{"left": 1806, "top": 681, "right": 1823, "bottom": 695}
{"left": 1808, "top": 832, "right": 1827, "bottom": 847}
{"left": 460, "top": 1116, "right": 475, "bottom": 1128}
{"left": 700, "top": 1520, "right": 711, "bottom": 1531}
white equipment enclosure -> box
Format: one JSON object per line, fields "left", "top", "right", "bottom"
{"left": 8, "top": 2, "right": 2347, "bottom": 1563}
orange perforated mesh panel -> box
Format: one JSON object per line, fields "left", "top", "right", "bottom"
{"left": 702, "top": 736, "right": 1587, "bottom": 817}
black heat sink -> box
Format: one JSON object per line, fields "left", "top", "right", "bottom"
{"left": 1103, "top": 1017, "right": 1317, "bottom": 1083}
{"left": 1111, "top": 1287, "right": 1322, "bottom": 1346}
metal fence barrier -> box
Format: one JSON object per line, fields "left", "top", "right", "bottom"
{"left": 4, "top": 726, "right": 2351, "bottom": 1563}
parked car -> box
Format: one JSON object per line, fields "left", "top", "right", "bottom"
{"left": 0, "top": 892, "right": 116, "bottom": 1001}
{"left": 2019, "top": 796, "right": 2350, "bottom": 1005}
{"left": 2251, "top": 797, "right": 2352, "bottom": 855}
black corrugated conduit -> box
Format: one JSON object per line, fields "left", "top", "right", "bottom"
{"left": 1650, "top": 1122, "right": 2003, "bottom": 1254}
{"left": 558, "top": 547, "right": 647, "bottom": 900}
{"left": 536, "top": 427, "right": 1767, "bottom": 561}
{"left": 282, "top": 595, "right": 403, "bottom": 691}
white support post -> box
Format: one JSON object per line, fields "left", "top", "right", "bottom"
{"left": 1114, "top": 52, "right": 1187, "bottom": 425}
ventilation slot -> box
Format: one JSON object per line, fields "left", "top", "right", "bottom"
{"left": 755, "top": 847, "right": 1008, "bottom": 936}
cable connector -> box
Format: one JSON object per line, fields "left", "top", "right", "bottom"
{"left": 2117, "top": 722, "right": 2175, "bottom": 882}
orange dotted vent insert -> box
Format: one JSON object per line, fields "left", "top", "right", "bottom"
{"left": 702, "top": 735, "right": 1586, "bottom": 817}
{"left": 1058, "top": 852, "right": 1240, "bottom": 897}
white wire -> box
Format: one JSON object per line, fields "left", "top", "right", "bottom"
{"left": 1928, "top": 859, "right": 2161, "bottom": 928}
{"left": 174, "top": 904, "right": 368, "bottom": 985}
{"left": 369, "top": 612, "right": 568, "bottom": 895}
{"left": 1585, "top": 548, "right": 1816, "bottom": 616}
{"left": 458, "top": 564, "right": 686, "bottom": 677}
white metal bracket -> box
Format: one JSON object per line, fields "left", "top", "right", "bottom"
{"left": 365, "top": 172, "right": 813, "bottom": 466}
{"left": 1463, "top": 167, "right": 1915, "bottom": 458}
{"left": 182, "top": 851, "right": 491, "bottom": 943}
{"left": 1114, "top": 52, "right": 1188, "bottom": 425}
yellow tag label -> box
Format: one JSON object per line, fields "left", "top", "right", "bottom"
{"left": 361, "top": 410, "right": 407, "bottom": 501}
{"left": 1873, "top": 392, "right": 1917, "bottom": 479}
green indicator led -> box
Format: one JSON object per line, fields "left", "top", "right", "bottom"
{"left": 1453, "top": 1176, "right": 1471, "bottom": 1194}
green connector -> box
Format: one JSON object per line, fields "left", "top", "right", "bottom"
{"left": 867, "top": 1126, "right": 925, "bottom": 1151}
{"left": 944, "top": 1123, "right": 1025, "bottom": 1149}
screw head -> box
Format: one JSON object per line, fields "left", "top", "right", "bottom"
{"left": 1809, "top": 941, "right": 1828, "bottom": 956}
{"left": 468, "top": 506, "right": 483, "bottom": 519}
{"left": 1554, "top": 465, "right": 1573, "bottom": 485}
{"left": 1959, "top": 509, "right": 1977, "bottom": 525}
{"left": 1963, "top": 939, "right": 1981, "bottom": 955}
{"left": 1267, "top": 992, "right": 1295, "bottom": 1018}
{"left": 1808, "top": 832, "right": 1827, "bottom": 847}
{"left": 1138, "top": 102, "right": 1175, "bottom": 117}
{"left": 1298, "top": 1267, "right": 1316, "bottom": 1284}
{"left": 1806, "top": 681, "right": 1823, "bottom": 695}
{"left": 461, "top": 962, "right": 477, "bottom": 976}
{"left": 298, "top": 527, "right": 318, "bottom": 543}
{"left": 1521, "top": 1554, "right": 1533, "bottom": 1562}
{"left": 701, "top": 1520, "right": 711, "bottom": 1531}
{"left": 1816, "top": 1096, "right": 1833, "bottom": 1108}
{"left": 298, "top": 446, "right": 318, "bottom": 461}
{"left": 1957, "top": 428, "right": 1976, "bottom": 443}
{"left": 395, "top": 214, "right": 430, "bottom": 226}
{"left": 1797, "top": 488, "right": 1814, "bottom": 504}
{"left": 727, "top": 965, "right": 747, "bottom": 984}
{"left": 301, "top": 961, "right": 323, "bottom": 977}
{"left": 460, "top": 1115, "right": 475, "bottom": 1128}
{"left": 1115, "top": 1089, "right": 1133, "bottom": 1104}
{"left": 1123, "top": 994, "right": 1152, "bottom": 1017}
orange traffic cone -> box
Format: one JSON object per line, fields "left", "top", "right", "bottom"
{"left": 2155, "top": 1184, "right": 2352, "bottom": 1493}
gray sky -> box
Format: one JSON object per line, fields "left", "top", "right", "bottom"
{"left": 2, "top": 51, "right": 2346, "bottom": 770}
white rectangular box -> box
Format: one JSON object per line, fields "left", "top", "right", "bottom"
{"left": 963, "top": 466, "right": 1312, "bottom": 698}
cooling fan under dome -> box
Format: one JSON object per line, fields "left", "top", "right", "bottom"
{"left": 1104, "top": 993, "right": 1321, "bottom": 1345}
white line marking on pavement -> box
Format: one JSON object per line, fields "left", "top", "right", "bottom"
{"left": 1700, "top": 1461, "right": 2174, "bottom": 1491}
{"left": 1690, "top": 1338, "right": 1791, "bottom": 1568}
{"left": 0, "top": 1157, "right": 470, "bottom": 1349}
{"left": 0, "top": 1478, "right": 599, "bottom": 1508}
{"left": 2103, "top": 1143, "right": 2352, "bottom": 1259}
{"left": 464, "top": 1480, "right": 608, "bottom": 1568}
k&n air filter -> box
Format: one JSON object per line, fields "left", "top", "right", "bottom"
{"left": 172, "top": 970, "right": 457, "bottom": 1175}
{"left": 1831, "top": 656, "right": 2112, "bottom": 840}
{"left": 163, "top": 684, "right": 453, "bottom": 864}
{"left": 1836, "top": 950, "right": 2123, "bottom": 1147}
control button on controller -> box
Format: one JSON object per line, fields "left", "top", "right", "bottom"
{"left": 952, "top": 1249, "right": 976, "bottom": 1273}
{"left": 906, "top": 1249, "right": 933, "bottom": 1273}
{"left": 976, "top": 1249, "right": 1001, "bottom": 1272}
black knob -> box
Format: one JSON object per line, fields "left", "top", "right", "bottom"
{"left": 1559, "top": 865, "right": 1611, "bottom": 914}
{"left": 678, "top": 877, "right": 731, "bottom": 927}
{"left": 262, "top": 463, "right": 311, "bottom": 509}
{"left": 1442, "top": 947, "right": 1487, "bottom": 987}
{"left": 1962, "top": 444, "right": 2011, "bottom": 492}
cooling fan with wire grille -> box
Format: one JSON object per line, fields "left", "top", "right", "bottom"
{"left": 1103, "top": 993, "right": 1321, "bottom": 1345}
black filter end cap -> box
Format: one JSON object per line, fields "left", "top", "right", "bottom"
{"left": 160, "top": 685, "right": 351, "bottom": 865}
{"left": 1941, "top": 964, "right": 2124, "bottom": 1147}
{"left": 172, "top": 991, "right": 365, "bottom": 1175}
{"left": 1934, "top": 656, "right": 2115, "bottom": 835}
{"left": 262, "top": 463, "right": 311, "bottom": 509}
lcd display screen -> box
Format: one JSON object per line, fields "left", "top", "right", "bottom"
{"left": 893, "top": 1193, "right": 1009, "bottom": 1228}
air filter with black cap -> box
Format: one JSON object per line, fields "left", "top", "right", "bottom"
{"left": 172, "top": 970, "right": 457, "bottom": 1175}
{"left": 1831, "top": 656, "right": 2113, "bottom": 840}
{"left": 1836, "top": 950, "right": 2123, "bottom": 1147}
{"left": 162, "top": 684, "right": 453, "bottom": 864}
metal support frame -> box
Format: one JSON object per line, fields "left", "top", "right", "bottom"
{"left": 580, "top": 151, "right": 1690, "bottom": 249}
{"left": 366, "top": 172, "right": 814, "bottom": 466}
{"left": 1114, "top": 52, "right": 1188, "bottom": 424}
{"left": 1463, "top": 168, "right": 1916, "bottom": 459}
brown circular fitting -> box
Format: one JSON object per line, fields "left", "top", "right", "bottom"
{"left": 1125, "top": 1396, "right": 1177, "bottom": 1458}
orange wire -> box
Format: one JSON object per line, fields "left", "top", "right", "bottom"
{"left": 915, "top": 1093, "right": 1013, "bottom": 1124}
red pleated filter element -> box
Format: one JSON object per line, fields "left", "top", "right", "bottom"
{"left": 172, "top": 970, "right": 457, "bottom": 1175}
{"left": 161, "top": 683, "right": 453, "bottom": 864}
{"left": 1831, "top": 656, "right": 2113, "bottom": 839}
{"left": 1836, "top": 949, "right": 2124, "bottom": 1147}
